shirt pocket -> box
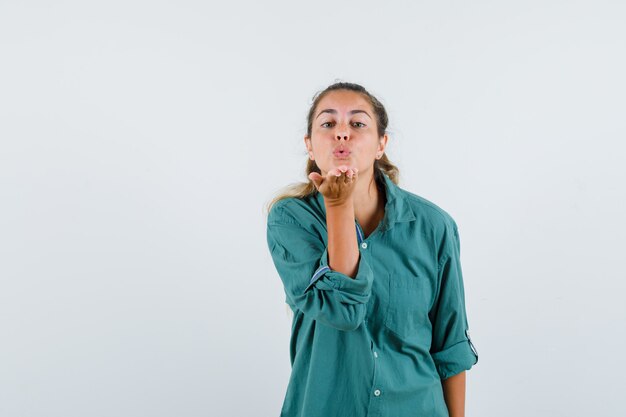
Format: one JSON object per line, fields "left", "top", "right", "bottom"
{"left": 384, "top": 272, "right": 431, "bottom": 338}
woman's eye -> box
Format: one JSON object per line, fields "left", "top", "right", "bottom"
{"left": 353, "top": 122, "right": 366, "bottom": 127}
{"left": 321, "top": 122, "right": 333, "bottom": 128}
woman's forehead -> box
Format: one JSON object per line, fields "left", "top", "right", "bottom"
{"left": 316, "top": 91, "right": 372, "bottom": 114}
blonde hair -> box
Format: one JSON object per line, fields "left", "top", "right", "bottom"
{"left": 264, "top": 81, "right": 401, "bottom": 216}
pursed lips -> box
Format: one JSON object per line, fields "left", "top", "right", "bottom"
{"left": 333, "top": 147, "right": 351, "bottom": 157}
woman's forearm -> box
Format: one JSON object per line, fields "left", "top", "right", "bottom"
{"left": 442, "top": 371, "right": 466, "bottom": 417}
{"left": 325, "top": 201, "right": 359, "bottom": 278}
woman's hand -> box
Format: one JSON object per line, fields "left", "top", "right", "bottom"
{"left": 308, "top": 165, "right": 358, "bottom": 207}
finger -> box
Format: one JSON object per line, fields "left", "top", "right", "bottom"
{"left": 329, "top": 168, "right": 342, "bottom": 177}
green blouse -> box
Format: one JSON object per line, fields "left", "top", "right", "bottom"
{"left": 266, "top": 172, "right": 478, "bottom": 417}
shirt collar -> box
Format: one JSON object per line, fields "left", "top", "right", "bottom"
{"left": 314, "top": 171, "right": 415, "bottom": 232}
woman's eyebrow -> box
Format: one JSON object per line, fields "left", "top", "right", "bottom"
{"left": 316, "top": 109, "right": 372, "bottom": 120}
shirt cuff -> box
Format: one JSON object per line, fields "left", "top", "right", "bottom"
{"left": 303, "top": 247, "right": 374, "bottom": 300}
{"left": 431, "top": 332, "right": 479, "bottom": 380}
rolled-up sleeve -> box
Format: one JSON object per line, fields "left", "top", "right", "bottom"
{"left": 429, "top": 220, "right": 479, "bottom": 380}
{"left": 266, "top": 204, "right": 374, "bottom": 331}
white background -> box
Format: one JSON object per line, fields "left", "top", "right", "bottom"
{"left": 1, "top": 1, "right": 625, "bottom": 416}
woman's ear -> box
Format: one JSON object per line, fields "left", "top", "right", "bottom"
{"left": 377, "top": 134, "right": 389, "bottom": 157}
{"left": 304, "top": 136, "right": 314, "bottom": 160}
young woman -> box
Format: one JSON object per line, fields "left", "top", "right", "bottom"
{"left": 265, "top": 82, "right": 478, "bottom": 417}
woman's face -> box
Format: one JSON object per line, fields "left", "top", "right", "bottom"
{"left": 305, "top": 90, "right": 387, "bottom": 177}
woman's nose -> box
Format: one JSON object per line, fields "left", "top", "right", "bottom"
{"left": 335, "top": 125, "right": 349, "bottom": 140}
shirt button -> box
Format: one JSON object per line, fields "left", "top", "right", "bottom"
{"left": 374, "top": 351, "right": 378, "bottom": 358}
{"left": 374, "top": 389, "right": 381, "bottom": 396}
{"left": 361, "top": 242, "right": 368, "bottom": 249}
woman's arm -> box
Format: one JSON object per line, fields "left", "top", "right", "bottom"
{"left": 310, "top": 167, "right": 360, "bottom": 279}
{"left": 326, "top": 200, "right": 359, "bottom": 278}
{"left": 442, "top": 371, "right": 466, "bottom": 417}
{"left": 266, "top": 167, "right": 370, "bottom": 331}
